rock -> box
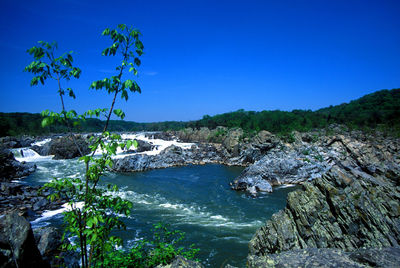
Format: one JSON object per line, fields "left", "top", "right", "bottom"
{"left": 156, "top": 255, "right": 204, "bottom": 268}
{"left": 0, "top": 211, "right": 46, "bottom": 267}
{"left": 222, "top": 128, "right": 243, "bottom": 157}
{"left": 0, "top": 136, "right": 34, "bottom": 149}
{"left": 248, "top": 248, "right": 365, "bottom": 268}
{"left": 251, "top": 130, "right": 275, "bottom": 145}
{"left": 0, "top": 148, "right": 36, "bottom": 182}
{"left": 48, "top": 134, "right": 90, "bottom": 159}
{"left": 231, "top": 150, "right": 327, "bottom": 195}
{"left": 136, "top": 139, "right": 154, "bottom": 152}
{"left": 33, "top": 227, "right": 79, "bottom": 268}
{"left": 248, "top": 163, "right": 400, "bottom": 259}
{"left": 112, "top": 144, "right": 229, "bottom": 172}
{"left": 247, "top": 247, "right": 400, "bottom": 267}
{"left": 31, "top": 142, "right": 51, "bottom": 156}
{"left": 145, "top": 132, "right": 176, "bottom": 141}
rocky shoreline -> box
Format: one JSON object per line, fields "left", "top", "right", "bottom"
{"left": 1, "top": 126, "right": 400, "bottom": 267}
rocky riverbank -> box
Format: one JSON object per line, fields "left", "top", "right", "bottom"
{"left": 1, "top": 126, "right": 400, "bottom": 267}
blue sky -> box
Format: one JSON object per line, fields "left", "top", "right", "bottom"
{"left": 0, "top": 0, "right": 399, "bottom": 122}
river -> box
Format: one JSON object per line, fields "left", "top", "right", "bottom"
{"left": 15, "top": 136, "right": 297, "bottom": 267}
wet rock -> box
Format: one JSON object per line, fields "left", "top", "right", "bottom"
{"left": 0, "top": 148, "right": 36, "bottom": 182}
{"left": 145, "top": 132, "right": 176, "bottom": 141}
{"left": 0, "top": 211, "right": 46, "bottom": 267}
{"left": 136, "top": 139, "right": 154, "bottom": 152}
{"left": 48, "top": 134, "right": 90, "bottom": 159}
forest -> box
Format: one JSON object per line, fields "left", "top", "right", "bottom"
{"left": 1, "top": 88, "right": 399, "bottom": 137}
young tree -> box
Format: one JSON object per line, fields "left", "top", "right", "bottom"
{"left": 25, "top": 24, "right": 143, "bottom": 267}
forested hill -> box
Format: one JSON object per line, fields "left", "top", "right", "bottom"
{"left": 189, "top": 88, "right": 400, "bottom": 133}
{"left": 1, "top": 88, "right": 399, "bottom": 137}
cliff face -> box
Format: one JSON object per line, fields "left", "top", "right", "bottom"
{"left": 248, "top": 161, "right": 400, "bottom": 267}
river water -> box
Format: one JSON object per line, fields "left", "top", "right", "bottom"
{"left": 15, "top": 136, "right": 297, "bottom": 267}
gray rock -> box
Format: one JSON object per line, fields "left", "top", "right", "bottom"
{"left": 0, "top": 211, "right": 46, "bottom": 267}
{"left": 33, "top": 227, "right": 79, "bottom": 268}
{"left": 231, "top": 150, "right": 327, "bottom": 195}
{"left": 48, "top": 134, "right": 90, "bottom": 159}
{"left": 0, "top": 148, "right": 36, "bottom": 182}
{"left": 249, "top": 164, "right": 400, "bottom": 258}
{"left": 156, "top": 255, "right": 204, "bottom": 268}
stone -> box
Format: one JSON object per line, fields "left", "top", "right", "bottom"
{"left": 248, "top": 163, "right": 400, "bottom": 260}
{"left": 0, "top": 211, "right": 46, "bottom": 267}
{"left": 0, "top": 148, "right": 36, "bottom": 182}
{"left": 156, "top": 255, "right": 204, "bottom": 268}
{"left": 48, "top": 134, "right": 90, "bottom": 159}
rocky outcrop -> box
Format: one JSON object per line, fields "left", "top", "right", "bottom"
{"left": 156, "top": 256, "right": 204, "bottom": 268}
{"left": 0, "top": 211, "right": 46, "bottom": 267}
{"left": 112, "top": 144, "right": 229, "bottom": 172}
{"left": 247, "top": 161, "right": 400, "bottom": 266}
{"left": 47, "top": 134, "right": 90, "bottom": 159}
{"left": 231, "top": 130, "right": 400, "bottom": 195}
{"left": 0, "top": 182, "right": 65, "bottom": 219}
{"left": 248, "top": 247, "right": 400, "bottom": 268}
{"left": 0, "top": 136, "right": 35, "bottom": 149}
{"left": 0, "top": 148, "right": 36, "bottom": 182}
{"left": 231, "top": 150, "right": 328, "bottom": 194}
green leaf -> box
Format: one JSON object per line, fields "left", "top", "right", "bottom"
{"left": 41, "top": 117, "right": 51, "bottom": 127}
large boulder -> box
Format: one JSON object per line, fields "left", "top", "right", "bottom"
{"left": 0, "top": 148, "right": 36, "bottom": 182}
{"left": 48, "top": 135, "right": 90, "bottom": 159}
{"left": 0, "top": 211, "right": 46, "bottom": 267}
{"left": 33, "top": 227, "right": 79, "bottom": 268}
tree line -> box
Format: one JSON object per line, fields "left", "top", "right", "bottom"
{"left": 1, "top": 88, "right": 399, "bottom": 137}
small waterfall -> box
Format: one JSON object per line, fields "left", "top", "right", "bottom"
{"left": 20, "top": 148, "right": 40, "bottom": 158}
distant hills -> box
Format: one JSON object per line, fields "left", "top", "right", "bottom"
{"left": 1, "top": 88, "right": 399, "bottom": 137}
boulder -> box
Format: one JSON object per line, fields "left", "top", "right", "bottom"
{"left": 33, "top": 227, "right": 79, "bottom": 267}
{"left": 0, "top": 211, "right": 46, "bottom": 267}
{"left": 0, "top": 148, "right": 36, "bottom": 182}
{"left": 136, "top": 139, "right": 154, "bottom": 152}
{"left": 48, "top": 135, "right": 90, "bottom": 159}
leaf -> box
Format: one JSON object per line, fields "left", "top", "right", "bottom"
{"left": 41, "top": 117, "right": 51, "bottom": 127}
{"left": 113, "top": 109, "right": 125, "bottom": 119}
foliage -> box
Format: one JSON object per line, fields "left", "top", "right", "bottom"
{"left": 102, "top": 223, "right": 199, "bottom": 268}
{"left": 25, "top": 24, "right": 144, "bottom": 267}
{"left": 2, "top": 89, "right": 400, "bottom": 137}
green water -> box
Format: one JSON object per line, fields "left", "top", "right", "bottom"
{"left": 26, "top": 158, "right": 296, "bottom": 267}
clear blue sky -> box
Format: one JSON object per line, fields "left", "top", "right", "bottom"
{"left": 0, "top": 0, "right": 399, "bottom": 122}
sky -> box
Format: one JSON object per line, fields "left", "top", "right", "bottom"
{"left": 0, "top": 0, "right": 399, "bottom": 122}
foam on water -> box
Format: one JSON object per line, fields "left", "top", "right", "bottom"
{"left": 31, "top": 202, "right": 84, "bottom": 227}
{"left": 115, "top": 189, "right": 263, "bottom": 230}
{"left": 32, "top": 138, "right": 52, "bottom": 147}
{"left": 13, "top": 148, "right": 54, "bottom": 162}
{"left": 112, "top": 132, "right": 195, "bottom": 158}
